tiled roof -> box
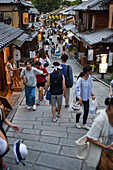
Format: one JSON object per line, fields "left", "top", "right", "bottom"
{"left": 0, "top": 22, "right": 23, "bottom": 50}
{"left": 70, "top": 27, "right": 78, "bottom": 34}
{"left": 12, "top": 33, "right": 28, "bottom": 47}
{"left": 74, "top": 0, "right": 110, "bottom": 11}
{"left": 0, "top": 0, "right": 34, "bottom": 7}
{"left": 63, "top": 22, "right": 75, "bottom": 31}
{"left": 59, "top": 5, "right": 76, "bottom": 14}
{"left": 28, "top": 8, "right": 39, "bottom": 14}
{"left": 79, "top": 28, "right": 113, "bottom": 45}
{"left": 0, "top": 0, "right": 14, "bottom": 3}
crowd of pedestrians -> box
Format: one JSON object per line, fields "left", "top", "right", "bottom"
{"left": 1, "top": 26, "right": 113, "bottom": 170}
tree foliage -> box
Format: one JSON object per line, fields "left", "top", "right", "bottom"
{"left": 32, "top": 0, "right": 61, "bottom": 14}
{"left": 31, "top": 0, "right": 82, "bottom": 14}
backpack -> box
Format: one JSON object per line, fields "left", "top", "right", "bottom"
{"left": 65, "top": 65, "right": 72, "bottom": 88}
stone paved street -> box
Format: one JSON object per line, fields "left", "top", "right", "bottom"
{"left": 4, "top": 34, "right": 109, "bottom": 170}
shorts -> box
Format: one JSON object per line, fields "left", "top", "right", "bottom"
{"left": 51, "top": 94, "right": 63, "bottom": 106}
{"left": 37, "top": 81, "right": 46, "bottom": 88}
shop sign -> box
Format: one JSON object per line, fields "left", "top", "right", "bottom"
{"left": 108, "top": 52, "right": 113, "bottom": 66}
{"left": 99, "top": 54, "right": 108, "bottom": 73}
{"left": 30, "top": 51, "right": 35, "bottom": 58}
{"left": 99, "top": 63, "right": 108, "bottom": 73}
{"left": 23, "top": 13, "right": 29, "bottom": 25}
{"left": 88, "top": 49, "right": 94, "bottom": 61}
{"left": 13, "top": 49, "right": 21, "bottom": 61}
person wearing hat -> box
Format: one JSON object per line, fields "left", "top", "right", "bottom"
{"left": 44, "top": 62, "right": 66, "bottom": 122}
{"left": 0, "top": 104, "right": 21, "bottom": 170}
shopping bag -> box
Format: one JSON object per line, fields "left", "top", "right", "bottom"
{"left": 90, "top": 98, "right": 97, "bottom": 116}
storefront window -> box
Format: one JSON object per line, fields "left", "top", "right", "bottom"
{"left": 4, "top": 13, "right": 12, "bottom": 25}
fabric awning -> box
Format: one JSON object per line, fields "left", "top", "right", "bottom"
{"left": 12, "top": 33, "right": 28, "bottom": 47}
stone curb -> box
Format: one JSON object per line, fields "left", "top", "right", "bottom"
{"left": 68, "top": 51, "right": 109, "bottom": 88}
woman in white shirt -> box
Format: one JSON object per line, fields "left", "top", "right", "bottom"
{"left": 76, "top": 97, "right": 113, "bottom": 169}
{"left": 75, "top": 65, "right": 95, "bottom": 130}
{"left": 38, "top": 49, "right": 51, "bottom": 67}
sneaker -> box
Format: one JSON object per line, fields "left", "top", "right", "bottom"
{"left": 3, "top": 164, "right": 10, "bottom": 170}
{"left": 40, "top": 97, "right": 43, "bottom": 101}
{"left": 82, "top": 124, "right": 90, "bottom": 130}
{"left": 57, "top": 114, "right": 61, "bottom": 118}
{"left": 52, "top": 117, "right": 58, "bottom": 122}
{"left": 36, "top": 100, "right": 40, "bottom": 105}
{"left": 32, "top": 105, "right": 36, "bottom": 111}
{"left": 75, "top": 123, "right": 81, "bottom": 129}
{"left": 26, "top": 106, "right": 31, "bottom": 110}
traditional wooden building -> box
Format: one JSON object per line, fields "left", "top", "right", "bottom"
{"left": 73, "top": 0, "right": 113, "bottom": 68}
{"left": 0, "top": 0, "right": 40, "bottom": 59}
{"left": 0, "top": 22, "right": 26, "bottom": 92}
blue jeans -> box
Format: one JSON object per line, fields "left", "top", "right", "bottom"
{"left": 25, "top": 86, "right": 36, "bottom": 106}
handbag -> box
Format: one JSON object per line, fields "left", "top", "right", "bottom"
{"left": 76, "top": 135, "right": 89, "bottom": 159}
{"left": 66, "top": 65, "right": 72, "bottom": 88}
{"left": 46, "top": 90, "right": 51, "bottom": 100}
{"left": 69, "top": 79, "right": 83, "bottom": 114}
{"left": 23, "top": 70, "right": 28, "bottom": 85}
{"left": 70, "top": 101, "right": 83, "bottom": 114}
{"left": 97, "top": 150, "right": 113, "bottom": 170}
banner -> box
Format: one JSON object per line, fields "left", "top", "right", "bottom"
{"left": 108, "top": 52, "right": 113, "bottom": 66}
{"left": 99, "top": 54, "right": 108, "bottom": 73}
{"left": 88, "top": 49, "right": 94, "bottom": 61}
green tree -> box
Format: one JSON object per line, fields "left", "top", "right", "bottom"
{"left": 31, "top": 0, "right": 82, "bottom": 13}
{"left": 61, "top": 0, "right": 82, "bottom": 6}
{"left": 32, "top": 0, "right": 61, "bottom": 14}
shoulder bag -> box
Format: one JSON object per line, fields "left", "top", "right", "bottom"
{"left": 46, "top": 89, "right": 51, "bottom": 100}
{"left": 23, "top": 69, "right": 28, "bottom": 85}
{"left": 66, "top": 65, "right": 72, "bottom": 88}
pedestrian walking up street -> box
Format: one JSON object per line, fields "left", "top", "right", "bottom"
{"left": 60, "top": 54, "right": 73, "bottom": 108}
{"left": 35, "top": 61, "right": 48, "bottom": 105}
{"left": 75, "top": 65, "right": 95, "bottom": 130}
{"left": 51, "top": 42, "right": 55, "bottom": 57}
{"left": 38, "top": 48, "right": 51, "bottom": 67}
{"left": 20, "top": 60, "right": 43, "bottom": 111}
{"left": 44, "top": 62, "right": 66, "bottom": 122}
{"left": 55, "top": 44, "right": 61, "bottom": 58}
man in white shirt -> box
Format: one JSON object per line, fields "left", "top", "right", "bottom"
{"left": 20, "top": 60, "right": 43, "bottom": 111}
